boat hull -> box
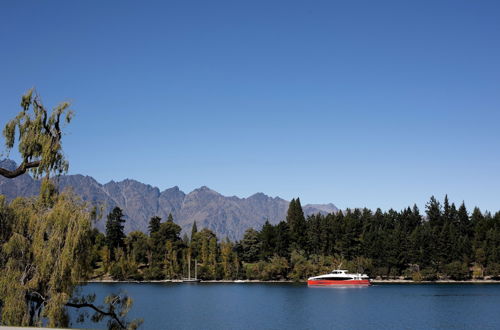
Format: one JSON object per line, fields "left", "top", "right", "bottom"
{"left": 182, "top": 279, "right": 201, "bottom": 283}
{"left": 307, "top": 279, "right": 371, "bottom": 286}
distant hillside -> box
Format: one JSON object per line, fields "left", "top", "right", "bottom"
{"left": 0, "top": 159, "right": 338, "bottom": 240}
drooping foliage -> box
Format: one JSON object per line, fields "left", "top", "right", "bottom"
{"left": 0, "top": 190, "right": 91, "bottom": 327}
{"left": 1, "top": 89, "right": 73, "bottom": 179}
{"left": 0, "top": 190, "right": 141, "bottom": 329}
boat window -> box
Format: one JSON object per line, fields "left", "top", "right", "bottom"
{"left": 318, "top": 277, "right": 354, "bottom": 281}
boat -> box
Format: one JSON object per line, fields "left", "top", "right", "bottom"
{"left": 307, "top": 269, "right": 371, "bottom": 286}
{"left": 182, "top": 279, "right": 200, "bottom": 283}
{"left": 182, "top": 257, "right": 201, "bottom": 283}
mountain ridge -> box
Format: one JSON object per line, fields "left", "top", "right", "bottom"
{"left": 0, "top": 159, "right": 338, "bottom": 240}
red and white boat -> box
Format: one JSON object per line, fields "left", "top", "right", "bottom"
{"left": 308, "top": 269, "right": 371, "bottom": 286}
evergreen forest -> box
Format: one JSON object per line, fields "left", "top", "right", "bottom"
{"left": 92, "top": 196, "right": 500, "bottom": 282}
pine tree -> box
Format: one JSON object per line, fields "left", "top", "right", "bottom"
{"left": 275, "top": 221, "right": 290, "bottom": 259}
{"left": 259, "top": 220, "right": 276, "bottom": 260}
{"left": 150, "top": 219, "right": 182, "bottom": 265}
{"left": 125, "top": 231, "right": 149, "bottom": 264}
{"left": 426, "top": 196, "right": 442, "bottom": 227}
{"left": 410, "top": 204, "right": 423, "bottom": 230}
{"left": 306, "top": 214, "right": 322, "bottom": 255}
{"left": 443, "top": 195, "right": 451, "bottom": 224}
{"left": 105, "top": 207, "right": 126, "bottom": 260}
{"left": 286, "top": 198, "right": 307, "bottom": 251}
{"left": 241, "top": 228, "right": 261, "bottom": 263}
{"left": 457, "top": 202, "right": 471, "bottom": 237}
{"left": 148, "top": 216, "right": 161, "bottom": 236}
{"left": 191, "top": 221, "right": 198, "bottom": 240}
{"left": 425, "top": 196, "right": 443, "bottom": 267}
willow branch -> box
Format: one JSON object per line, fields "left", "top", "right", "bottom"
{"left": 0, "top": 160, "right": 40, "bottom": 178}
{"left": 54, "top": 112, "right": 62, "bottom": 141}
{"left": 65, "top": 302, "right": 126, "bottom": 329}
{"left": 35, "top": 98, "right": 51, "bottom": 134}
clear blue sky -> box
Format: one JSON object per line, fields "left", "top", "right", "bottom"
{"left": 1, "top": 0, "right": 499, "bottom": 212}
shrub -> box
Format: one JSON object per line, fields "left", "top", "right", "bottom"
{"left": 442, "top": 261, "right": 469, "bottom": 280}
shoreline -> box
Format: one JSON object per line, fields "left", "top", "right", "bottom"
{"left": 372, "top": 279, "right": 500, "bottom": 284}
{"left": 85, "top": 279, "right": 500, "bottom": 284}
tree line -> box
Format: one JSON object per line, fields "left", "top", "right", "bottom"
{"left": 95, "top": 196, "right": 500, "bottom": 282}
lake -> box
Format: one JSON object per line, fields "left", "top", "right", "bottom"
{"left": 71, "top": 283, "right": 500, "bottom": 329}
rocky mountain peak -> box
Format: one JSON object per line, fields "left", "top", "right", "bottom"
{"left": 0, "top": 159, "right": 338, "bottom": 240}
{"left": 249, "top": 192, "right": 268, "bottom": 200}
{"left": 0, "top": 159, "right": 18, "bottom": 171}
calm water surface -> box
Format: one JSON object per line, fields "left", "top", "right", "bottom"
{"left": 72, "top": 283, "right": 500, "bottom": 329}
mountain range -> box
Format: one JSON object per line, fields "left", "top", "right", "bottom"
{"left": 0, "top": 159, "right": 338, "bottom": 240}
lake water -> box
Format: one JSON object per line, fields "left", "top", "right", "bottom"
{"left": 72, "top": 283, "right": 500, "bottom": 329}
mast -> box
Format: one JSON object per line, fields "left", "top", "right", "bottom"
{"left": 188, "top": 254, "right": 191, "bottom": 280}
{"left": 195, "top": 259, "right": 197, "bottom": 280}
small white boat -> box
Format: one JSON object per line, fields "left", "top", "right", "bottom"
{"left": 308, "top": 269, "right": 371, "bottom": 286}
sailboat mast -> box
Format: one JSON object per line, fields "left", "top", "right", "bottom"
{"left": 188, "top": 254, "right": 191, "bottom": 280}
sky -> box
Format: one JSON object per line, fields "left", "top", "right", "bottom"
{"left": 1, "top": 0, "right": 499, "bottom": 212}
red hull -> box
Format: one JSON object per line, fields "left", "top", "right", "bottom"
{"left": 308, "top": 279, "right": 371, "bottom": 286}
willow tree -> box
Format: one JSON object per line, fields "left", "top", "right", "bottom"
{"left": 0, "top": 90, "right": 141, "bottom": 329}
{"left": 0, "top": 88, "right": 72, "bottom": 179}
